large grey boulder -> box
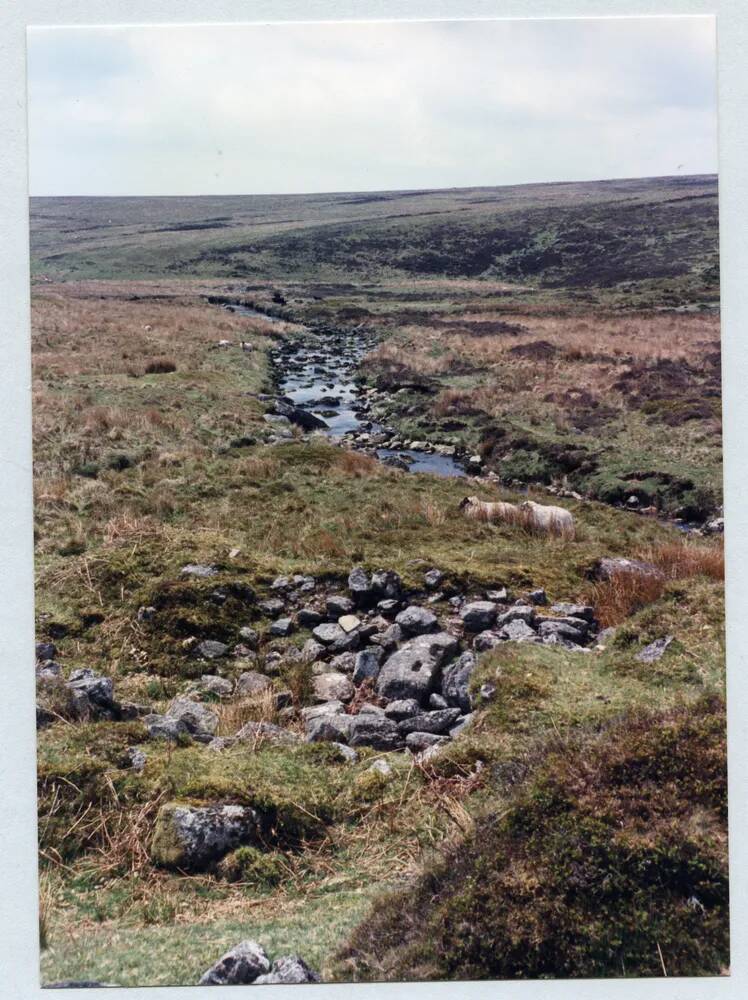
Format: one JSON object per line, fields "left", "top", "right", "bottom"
{"left": 441, "top": 651, "right": 476, "bottom": 713}
{"left": 397, "top": 708, "right": 461, "bottom": 736}
{"left": 348, "top": 714, "right": 403, "bottom": 750}
{"left": 590, "top": 558, "right": 664, "bottom": 582}
{"left": 152, "top": 803, "right": 261, "bottom": 871}
{"left": 395, "top": 605, "right": 438, "bottom": 636}
{"left": 198, "top": 940, "right": 271, "bottom": 985}
{"left": 460, "top": 601, "right": 498, "bottom": 632}
{"left": 313, "top": 672, "right": 355, "bottom": 703}
{"left": 165, "top": 696, "right": 219, "bottom": 736}
{"left": 376, "top": 632, "right": 459, "bottom": 703}
{"left": 353, "top": 647, "right": 384, "bottom": 685}
{"left": 253, "top": 955, "right": 321, "bottom": 985}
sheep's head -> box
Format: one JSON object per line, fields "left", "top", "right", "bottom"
{"left": 519, "top": 500, "right": 534, "bottom": 512}
{"left": 459, "top": 496, "right": 479, "bottom": 510}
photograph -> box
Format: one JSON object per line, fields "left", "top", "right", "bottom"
{"left": 27, "top": 15, "right": 727, "bottom": 987}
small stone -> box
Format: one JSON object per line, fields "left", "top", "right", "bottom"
{"left": 406, "top": 732, "right": 449, "bottom": 753}
{"left": 473, "top": 630, "right": 502, "bottom": 652}
{"left": 498, "top": 619, "right": 538, "bottom": 642}
{"left": 424, "top": 568, "right": 444, "bottom": 590}
{"left": 327, "top": 595, "right": 355, "bottom": 617}
{"left": 312, "top": 623, "right": 347, "bottom": 646}
{"left": 300, "top": 638, "right": 325, "bottom": 663}
{"left": 397, "top": 708, "right": 461, "bottom": 736}
{"left": 496, "top": 605, "right": 536, "bottom": 628}
{"left": 313, "top": 672, "right": 355, "bottom": 703}
{"left": 338, "top": 614, "right": 362, "bottom": 634}
{"left": 234, "top": 720, "right": 300, "bottom": 746}
{"left": 460, "top": 601, "right": 498, "bottom": 632}
{"left": 193, "top": 640, "right": 229, "bottom": 660}
{"left": 429, "top": 692, "right": 449, "bottom": 710}
{"left": 253, "top": 956, "right": 321, "bottom": 985}
{"left": 35, "top": 641, "right": 57, "bottom": 662}
{"left": 143, "top": 714, "right": 190, "bottom": 742}
{"left": 235, "top": 671, "right": 273, "bottom": 697}
{"left": 181, "top": 564, "right": 218, "bottom": 578}
{"left": 485, "top": 587, "right": 508, "bottom": 602}
{"left": 125, "top": 747, "right": 147, "bottom": 772}
{"left": 353, "top": 646, "right": 384, "bottom": 684}
{"left": 479, "top": 682, "right": 497, "bottom": 702}
{"left": 528, "top": 589, "right": 547, "bottom": 606}
{"left": 198, "top": 675, "right": 233, "bottom": 698}
{"left": 165, "top": 696, "right": 219, "bottom": 736}
{"left": 348, "top": 566, "right": 374, "bottom": 607}
{"left": 198, "top": 940, "right": 270, "bottom": 986}
{"left": 238, "top": 626, "right": 259, "bottom": 648}
{"left": 297, "top": 608, "right": 324, "bottom": 628}
{"left": 259, "top": 597, "right": 285, "bottom": 616}
{"left": 377, "top": 598, "right": 400, "bottom": 617}
{"left": 271, "top": 576, "right": 291, "bottom": 590}
{"left": 329, "top": 651, "right": 356, "bottom": 673}
{"left": 136, "top": 606, "right": 156, "bottom": 623}
{"left": 635, "top": 635, "right": 674, "bottom": 663}
{"left": 269, "top": 617, "right": 294, "bottom": 637}
{"left": 369, "top": 758, "right": 393, "bottom": 777}
{"left": 549, "top": 603, "right": 596, "bottom": 623}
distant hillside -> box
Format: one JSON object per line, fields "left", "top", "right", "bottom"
{"left": 29, "top": 175, "right": 719, "bottom": 303}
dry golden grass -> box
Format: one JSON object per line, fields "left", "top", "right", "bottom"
{"left": 334, "top": 449, "right": 381, "bottom": 478}
{"left": 216, "top": 690, "right": 278, "bottom": 737}
{"left": 644, "top": 538, "right": 724, "bottom": 581}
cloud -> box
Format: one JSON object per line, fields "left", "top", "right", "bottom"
{"left": 27, "top": 17, "right": 718, "bottom": 196}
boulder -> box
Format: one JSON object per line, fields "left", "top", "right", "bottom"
{"left": 460, "top": 601, "right": 498, "bottom": 632}
{"left": 496, "top": 605, "right": 536, "bottom": 627}
{"left": 165, "top": 696, "right": 219, "bottom": 736}
{"left": 397, "top": 708, "right": 461, "bottom": 736}
{"left": 305, "top": 713, "right": 353, "bottom": 743}
{"left": 67, "top": 669, "right": 119, "bottom": 719}
{"left": 441, "top": 651, "right": 476, "bottom": 713}
{"left": 300, "top": 638, "right": 325, "bottom": 664}
{"left": 254, "top": 955, "right": 321, "bottom": 985}
{"left": 312, "top": 623, "right": 348, "bottom": 646}
{"left": 549, "top": 603, "right": 596, "bottom": 623}
{"left": 152, "top": 803, "right": 261, "bottom": 871}
{"left": 473, "top": 631, "right": 502, "bottom": 652}
{"left": 238, "top": 626, "right": 259, "bottom": 648}
{"left": 377, "top": 598, "right": 400, "bottom": 617}
{"left": 538, "top": 620, "right": 586, "bottom": 643}
{"left": 193, "top": 639, "right": 229, "bottom": 660}
{"left": 395, "top": 605, "right": 438, "bottom": 636}
{"left": 329, "top": 651, "right": 356, "bottom": 673}
{"left": 424, "top": 568, "right": 444, "bottom": 590}
{"left": 353, "top": 647, "right": 384, "bottom": 685}
{"left": 235, "top": 671, "right": 273, "bottom": 697}
{"left": 589, "top": 558, "right": 664, "bottom": 583}
{"left": 258, "top": 598, "right": 285, "bottom": 617}
{"left": 369, "top": 623, "right": 402, "bottom": 652}
{"left": 348, "top": 714, "right": 403, "bottom": 750}
{"left": 429, "top": 692, "right": 449, "bottom": 710}
{"left": 376, "top": 632, "right": 459, "bottom": 703}
{"left": 528, "top": 588, "right": 547, "bottom": 606}
{"left": 384, "top": 698, "right": 421, "bottom": 721}
{"left": 35, "top": 641, "right": 57, "bottom": 662}
{"left": 313, "top": 672, "right": 355, "bottom": 703}
{"left": 198, "top": 940, "right": 271, "bottom": 986}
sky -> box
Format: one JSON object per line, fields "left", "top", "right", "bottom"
{"left": 26, "top": 17, "right": 718, "bottom": 197}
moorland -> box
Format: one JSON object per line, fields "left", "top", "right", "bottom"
{"left": 31, "top": 176, "right": 727, "bottom": 986}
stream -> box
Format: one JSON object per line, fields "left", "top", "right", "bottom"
{"left": 227, "top": 303, "right": 467, "bottom": 478}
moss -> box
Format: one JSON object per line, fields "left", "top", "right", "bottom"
{"left": 216, "top": 845, "right": 286, "bottom": 887}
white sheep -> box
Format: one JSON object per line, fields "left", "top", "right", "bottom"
{"left": 519, "top": 499, "right": 575, "bottom": 539}
{"left": 459, "top": 496, "right": 522, "bottom": 524}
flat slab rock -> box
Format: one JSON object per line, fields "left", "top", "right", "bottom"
{"left": 376, "top": 631, "right": 459, "bottom": 702}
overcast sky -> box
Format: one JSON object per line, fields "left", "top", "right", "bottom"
{"left": 27, "top": 17, "right": 718, "bottom": 197}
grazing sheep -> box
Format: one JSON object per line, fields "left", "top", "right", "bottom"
{"left": 519, "top": 499, "right": 575, "bottom": 539}
{"left": 459, "top": 496, "right": 521, "bottom": 524}
{"left": 240, "top": 341, "right": 253, "bottom": 352}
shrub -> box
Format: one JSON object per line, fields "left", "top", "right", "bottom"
{"left": 216, "top": 845, "right": 286, "bottom": 887}
{"left": 144, "top": 358, "right": 177, "bottom": 374}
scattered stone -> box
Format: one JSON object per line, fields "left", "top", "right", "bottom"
{"left": 371, "top": 569, "right": 402, "bottom": 600}
{"left": 597, "top": 627, "right": 617, "bottom": 646}
{"left": 397, "top": 708, "right": 461, "bottom": 736}
{"left": 348, "top": 714, "right": 403, "bottom": 750}
{"left": 332, "top": 742, "right": 358, "bottom": 763}
{"left": 270, "top": 576, "right": 291, "bottom": 590}
{"left": 635, "top": 635, "right": 675, "bottom": 663}
{"left": 496, "top": 605, "right": 536, "bottom": 627}
{"left": 369, "top": 623, "right": 402, "bottom": 652}
{"left": 306, "top": 713, "right": 353, "bottom": 743}
{"left": 302, "top": 701, "right": 346, "bottom": 722}
{"left": 297, "top": 607, "right": 324, "bottom": 628}
{"left": 125, "top": 747, "right": 147, "bottom": 772}
{"left": 377, "top": 598, "right": 400, "bottom": 617}
{"left": 269, "top": 617, "right": 294, "bottom": 637}
{"left": 473, "top": 631, "right": 502, "bottom": 652}
{"left": 538, "top": 620, "right": 586, "bottom": 643}
{"left": 181, "top": 564, "right": 218, "bottom": 578}
{"left": 198, "top": 674, "right": 233, "bottom": 698}
{"left": 358, "top": 702, "right": 385, "bottom": 716}
{"left": 353, "top": 646, "right": 384, "bottom": 684}
{"left": 384, "top": 698, "right": 421, "bottom": 721}
{"left": 424, "top": 568, "right": 444, "bottom": 590}
{"left": 406, "top": 732, "right": 449, "bottom": 753}
{"left": 327, "top": 595, "right": 355, "bottom": 617}
{"left": 238, "top": 626, "right": 259, "bottom": 648}
{"left": 590, "top": 558, "right": 664, "bottom": 582}
{"left": 235, "top": 670, "right": 273, "bottom": 697}
{"left": 36, "top": 641, "right": 57, "bottom": 662}
{"left": 485, "top": 587, "right": 508, "bottom": 602}
{"left": 429, "top": 692, "right": 449, "bottom": 710}
{"left": 348, "top": 566, "right": 374, "bottom": 607}
{"left": 166, "top": 696, "right": 219, "bottom": 736}
{"left": 528, "top": 588, "right": 547, "bottom": 606}
{"left": 449, "top": 713, "right": 474, "bottom": 738}
{"left": 258, "top": 598, "right": 285, "bottom": 617}
{"left": 198, "top": 940, "right": 271, "bottom": 986}
{"left": 460, "top": 601, "right": 498, "bottom": 632}
{"left": 376, "top": 632, "right": 459, "bottom": 703}
{"left": 312, "top": 623, "right": 347, "bottom": 646}
{"left": 143, "top": 714, "right": 190, "bottom": 742}
{"left": 338, "top": 613, "right": 362, "bottom": 633}
{"left": 193, "top": 640, "right": 229, "bottom": 660}
{"left": 498, "top": 619, "right": 538, "bottom": 643}
{"left": 395, "top": 605, "right": 438, "bottom": 635}
{"left": 368, "top": 758, "right": 393, "bottom": 777}
{"left": 479, "top": 682, "right": 497, "bottom": 702}
{"left": 329, "top": 651, "right": 356, "bottom": 673}
{"left": 253, "top": 955, "right": 321, "bottom": 985}
{"left": 152, "top": 803, "right": 261, "bottom": 871}
{"left": 313, "top": 672, "right": 355, "bottom": 703}
{"left": 300, "top": 638, "right": 325, "bottom": 663}
{"left": 549, "top": 603, "right": 596, "bottom": 623}
{"left": 67, "top": 669, "right": 119, "bottom": 719}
